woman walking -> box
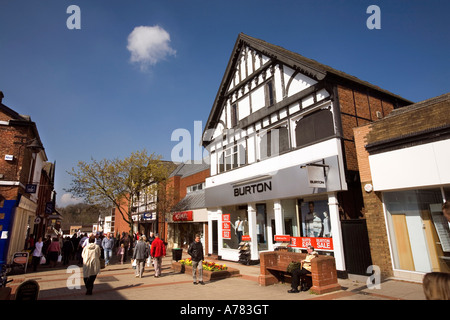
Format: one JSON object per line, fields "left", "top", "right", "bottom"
{"left": 82, "top": 235, "right": 101, "bottom": 295}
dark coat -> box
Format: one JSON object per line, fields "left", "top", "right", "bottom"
{"left": 188, "top": 241, "right": 204, "bottom": 262}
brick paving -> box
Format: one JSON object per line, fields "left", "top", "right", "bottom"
{"left": 5, "top": 253, "right": 426, "bottom": 302}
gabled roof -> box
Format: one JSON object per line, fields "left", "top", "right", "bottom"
{"left": 0, "top": 99, "right": 47, "bottom": 160}
{"left": 169, "top": 158, "right": 210, "bottom": 178}
{"left": 202, "top": 33, "right": 413, "bottom": 145}
{"left": 171, "top": 190, "right": 205, "bottom": 212}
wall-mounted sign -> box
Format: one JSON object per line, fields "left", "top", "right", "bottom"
{"left": 241, "top": 235, "right": 251, "bottom": 241}
{"left": 306, "top": 165, "right": 326, "bottom": 188}
{"left": 143, "top": 212, "right": 155, "bottom": 220}
{"left": 26, "top": 184, "right": 37, "bottom": 194}
{"left": 172, "top": 211, "right": 193, "bottom": 222}
{"left": 45, "top": 202, "right": 54, "bottom": 214}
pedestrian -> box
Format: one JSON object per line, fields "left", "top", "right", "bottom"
{"left": 150, "top": 233, "right": 166, "bottom": 278}
{"left": 47, "top": 237, "right": 61, "bottom": 268}
{"left": 31, "top": 237, "right": 43, "bottom": 272}
{"left": 288, "top": 245, "right": 318, "bottom": 293}
{"left": 77, "top": 233, "right": 88, "bottom": 265}
{"left": 42, "top": 235, "right": 51, "bottom": 265}
{"left": 82, "top": 235, "right": 101, "bottom": 295}
{"left": 132, "top": 235, "right": 149, "bottom": 278}
{"left": 188, "top": 234, "right": 205, "bottom": 285}
{"left": 62, "top": 237, "right": 74, "bottom": 266}
{"left": 423, "top": 272, "right": 450, "bottom": 300}
{"left": 119, "top": 232, "right": 130, "bottom": 263}
{"left": 102, "top": 232, "right": 115, "bottom": 266}
{"left": 117, "top": 243, "right": 125, "bottom": 264}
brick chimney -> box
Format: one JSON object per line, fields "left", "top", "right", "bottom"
{"left": 0, "top": 91, "right": 4, "bottom": 104}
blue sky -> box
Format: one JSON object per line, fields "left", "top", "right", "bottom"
{"left": 1, "top": 0, "right": 449, "bottom": 206}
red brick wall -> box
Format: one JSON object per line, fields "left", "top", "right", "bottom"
{"left": 354, "top": 124, "right": 393, "bottom": 278}
{"left": 337, "top": 85, "right": 395, "bottom": 172}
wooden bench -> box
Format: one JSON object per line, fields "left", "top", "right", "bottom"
{"left": 258, "top": 251, "right": 341, "bottom": 295}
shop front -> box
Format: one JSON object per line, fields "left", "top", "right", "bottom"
{"left": 354, "top": 93, "right": 450, "bottom": 280}
{"left": 167, "top": 209, "right": 208, "bottom": 252}
{"left": 205, "top": 139, "right": 348, "bottom": 271}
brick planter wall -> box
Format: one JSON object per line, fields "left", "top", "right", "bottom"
{"left": 172, "top": 262, "right": 240, "bottom": 281}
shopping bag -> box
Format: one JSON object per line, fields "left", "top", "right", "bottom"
{"left": 40, "top": 256, "right": 46, "bottom": 264}
{"left": 57, "top": 254, "right": 62, "bottom": 263}
{"left": 132, "top": 259, "right": 136, "bottom": 269}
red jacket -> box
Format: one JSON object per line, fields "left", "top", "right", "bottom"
{"left": 150, "top": 237, "right": 166, "bottom": 258}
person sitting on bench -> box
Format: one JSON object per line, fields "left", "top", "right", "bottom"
{"left": 288, "top": 245, "right": 318, "bottom": 293}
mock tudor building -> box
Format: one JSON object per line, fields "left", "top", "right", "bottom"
{"left": 202, "top": 33, "right": 412, "bottom": 275}
{"left": 354, "top": 92, "right": 450, "bottom": 281}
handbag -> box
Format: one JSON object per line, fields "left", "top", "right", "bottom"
{"left": 286, "top": 261, "right": 302, "bottom": 273}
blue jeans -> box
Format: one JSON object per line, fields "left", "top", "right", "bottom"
{"left": 104, "top": 248, "right": 112, "bottom": 265}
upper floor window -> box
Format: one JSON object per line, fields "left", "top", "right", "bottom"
{"left": 218, "top": 143, "right": 246, "bottom": 174}
{"left": 295, "top": 109, "right": 335, "bottom": 148}
{"left": 259, "top": 125, "right": 289, "bottom": 160}
{"left": 187, "top": 182, "right": 205, "bottom": 193}
{"left": 265, "top": 80, "right": 275, "bottom": 107}
{"left": 231, "top": 104, "right": 238, "bottom": 127}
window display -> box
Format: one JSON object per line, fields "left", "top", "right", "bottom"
{"left": 222, "top": 206, "right": 248, "bottom": 249}
{"left": 300, "top": 200, "right": 331, "bottom": 238}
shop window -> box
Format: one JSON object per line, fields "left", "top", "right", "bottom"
{"left": 259, "top": 125, "right": 289, "bottom": 160}
{"left": 295, "top": 109, "right": 335, "bottom": 148}
{"left": 282, "top": 199, "right": 300, "bottom": 237}
{"left": 299, "top": 200, "right": 331, "bottom": 238}
{"left": 222, "top": 206, "right": 248, "bottom": 249}
{"left": 384, "top": 189, "right": 450, "bottom": 273}
{"left": 256, "top": 204, "right": 268, "bottom": 250}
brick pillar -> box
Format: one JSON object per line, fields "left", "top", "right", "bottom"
{"left": 354, "top": 125, "right": 393, "bottom": 279}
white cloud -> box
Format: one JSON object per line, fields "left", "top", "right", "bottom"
{"left": 127, "top": 25, "right": 176, "bottom": 70}
{"left": 59, "top": 193, "right": 84, "bottom": 207}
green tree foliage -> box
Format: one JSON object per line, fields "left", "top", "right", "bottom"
{"left": 65, "top": 149, "right": 174, "bottom": 234}
{"left": 57, "top": 203, "right": 111, "bottom": 229}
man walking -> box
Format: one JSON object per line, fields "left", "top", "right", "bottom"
{"left": 150, "top": 233, "right": 166, "bottom": 278}
{"left": 101, "top": 232, "right": 115, "bottom": 266}
{"left": 132, "top": 235, "right": 149, "bottom": 278}
{"left": 188, "top": 234, "right": 205, "bottom": 285}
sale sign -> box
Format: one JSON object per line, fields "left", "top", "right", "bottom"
{"left": 290, "top": 237, "right": 333, "bottom": 251}
{"left": 222, "top": 214, "right": 231, "bottom": 239}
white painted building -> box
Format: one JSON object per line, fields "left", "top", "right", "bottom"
{"left": 201, "top": 34, "right": 411, "bottom": 275}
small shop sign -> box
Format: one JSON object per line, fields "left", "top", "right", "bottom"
{"left": 173, "top": 211, "right": 193, "bottom": 222}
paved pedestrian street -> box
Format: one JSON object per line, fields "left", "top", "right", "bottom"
{"left": 6, "top": 254, "right": 426, "bottom": 302}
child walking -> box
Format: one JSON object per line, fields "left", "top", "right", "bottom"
{"left": 117, "top": 243, "right": 125, "bottom": 264}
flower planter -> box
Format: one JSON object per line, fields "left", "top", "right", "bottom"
{"left": 172, "top": 261, "right": 240, "bottom": 281}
